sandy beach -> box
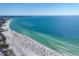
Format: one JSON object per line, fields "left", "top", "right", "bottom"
{"left": 2, "top": 19, "right": 61, "bottom": 56}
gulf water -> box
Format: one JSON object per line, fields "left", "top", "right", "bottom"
{"left": 10, "top": 16, "right": 79, "bottom": 55}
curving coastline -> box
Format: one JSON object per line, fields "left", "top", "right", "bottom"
{"left": 2, "top": 19, "right": 62, "bottom": 56}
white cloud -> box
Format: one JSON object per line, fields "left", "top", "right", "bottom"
{"left": 0, "top": 10, "right": 79, "bottom": 15}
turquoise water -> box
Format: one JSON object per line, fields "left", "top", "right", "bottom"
{"left": 10, "top": 16, "right": 79, "bottom": 55}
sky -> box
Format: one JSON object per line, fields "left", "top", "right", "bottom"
{"left": 0, "top": 3, "right": 79, "bottom": 15}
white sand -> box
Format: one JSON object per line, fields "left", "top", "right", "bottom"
{"left": 2, "top": 19, "right": 61, "bottom": 56}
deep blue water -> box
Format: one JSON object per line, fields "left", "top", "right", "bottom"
{"left": 9, "top": 16, "right": 79, "bottom": 55}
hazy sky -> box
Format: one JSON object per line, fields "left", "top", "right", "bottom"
{"left": 0, "top": 3, "right": 79, "bottom": 15}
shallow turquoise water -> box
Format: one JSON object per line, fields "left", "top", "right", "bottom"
{"left": 10, "top": 16, "right": 79, "bottom": 55}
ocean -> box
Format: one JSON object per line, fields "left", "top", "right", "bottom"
{"left": 9, "top": 16, "right": 79, "bottom": 55}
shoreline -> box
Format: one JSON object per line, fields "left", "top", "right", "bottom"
{"left": 3, "top": 19, "right": 61, "bottom": 56}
